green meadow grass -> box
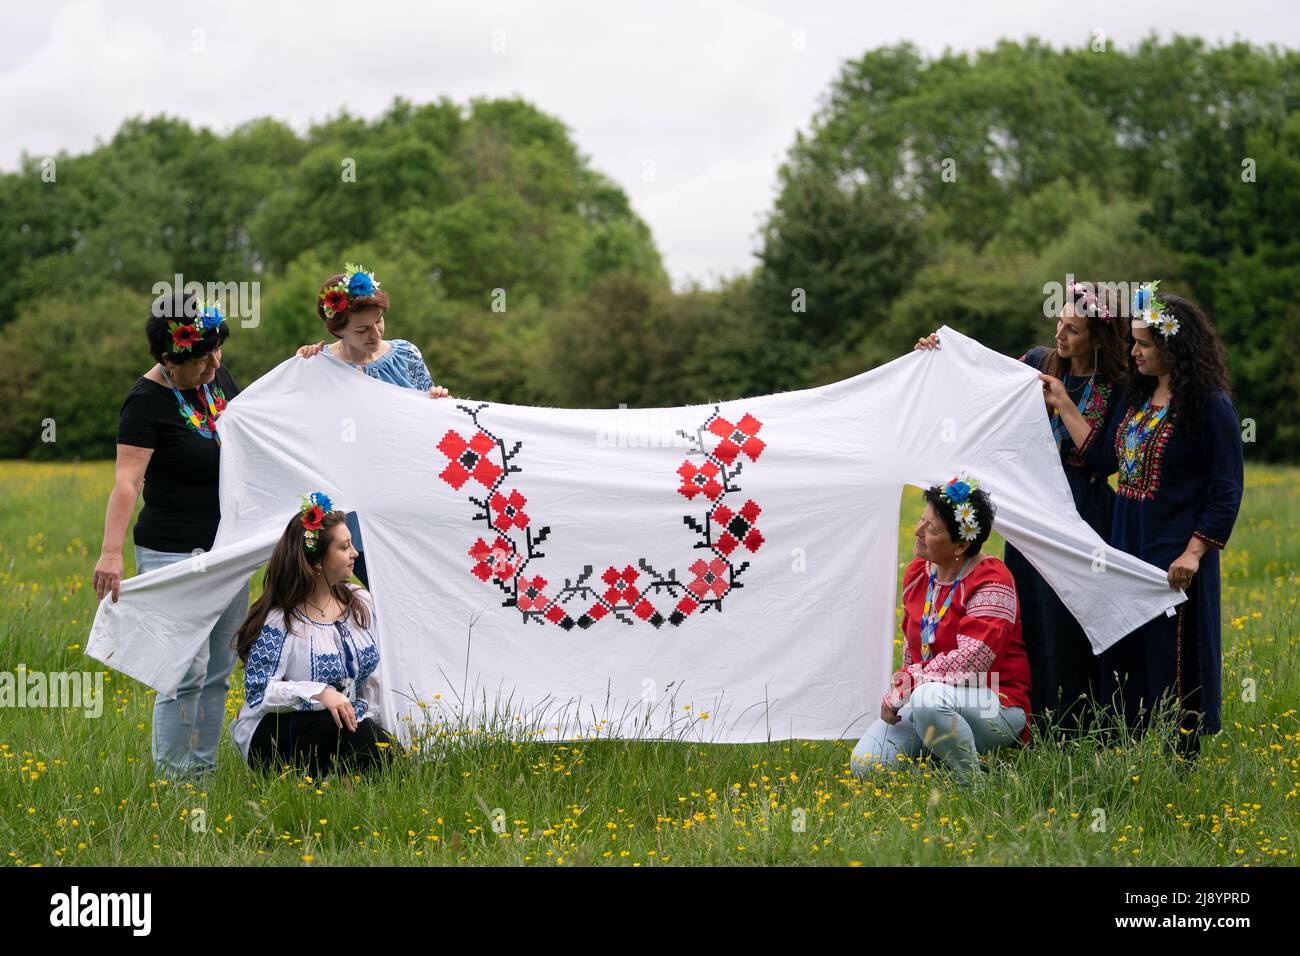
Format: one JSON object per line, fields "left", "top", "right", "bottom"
{"left": 0, "top": 461, "right": 1295, "bottom": 866}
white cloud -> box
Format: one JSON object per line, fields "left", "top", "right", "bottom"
{"left": 4, "top": 0, "right": 1296, "bottom": 287}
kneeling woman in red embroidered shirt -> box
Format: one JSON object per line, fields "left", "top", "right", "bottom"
{"left": 851, "top": 476, "right": 1032, "bottom": 785}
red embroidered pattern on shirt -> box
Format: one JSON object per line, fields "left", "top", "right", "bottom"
{"left": 437, "top": 402, "right": 766, "bottom": 630}
{"left": 1064, "top": 381, "right": 1112, "bottom": 469}
{"left": 965, "top": 582, "right": 1017, "bottom": 623}
{"left": 919, "top": 634, "right": 997, "bottom": 685}
{"left": 885, "top": 662, "right": 924, "bottom": 709}
{"left": 1114, "top": 406, "right": 1175, "bottom": 501}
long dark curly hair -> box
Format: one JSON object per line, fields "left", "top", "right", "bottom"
{"left": 1125, "top": 292, "right": 1232, "bottom": 422}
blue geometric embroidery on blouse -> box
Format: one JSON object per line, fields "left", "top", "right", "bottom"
{"left": 358, "top": 339, "right": 434, "bottom": 392}
{"left": 311, "top": 650, "right": 348, "bottom": 689}
{"left": 356, "top": 641, "right": 380, "bottom": 686}
{"left": 353, "top": 698, "right": 370, "bottom": 720}
{"left": 398, "top": 340, "right": 434, "bottom": 391}
{"left": 244, "top": 624, "right": 286, "bottom": 709}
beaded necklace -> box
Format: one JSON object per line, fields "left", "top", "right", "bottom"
{"left": 919, "top": 556, "right": 974, "bottom": 661}
{"left": 158, "top": 365, "right": 223, "bottom": 444}
{"left": 1048, "top": 350, "right": 1097, "bottom": 447}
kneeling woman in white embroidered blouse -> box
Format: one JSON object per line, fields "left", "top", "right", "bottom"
{"left": 229, "top": 494, "right": 397, "bottom": 777}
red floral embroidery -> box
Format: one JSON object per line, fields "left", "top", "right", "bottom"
{"left": 516, "top": 575, "right": 551, "bottom": 613}
{"left": 437, "top": 429, "right": 504, "bottom": 490}
{"left": 469, "top": 536, "right": 519, "bottom": 581}
{"left": 601, "top": 566, "right": 641, "bottom": 605}
{"left": 708, "top": 413, "right": 765, "bottom": 465}
{"left": 490, "top": 489, "right": 530, "bottom": 530}
{"left": 438, "top": 402, "right": 767, "bottom": 630}
{"left": 676, "top": 459, "right": 724, "bottom": 500}
{"left": 1064, "top": 381, "right": 1113, "bottom": 469}
{"left": 710, "top": 499, "right": 764, "bottom": 556}
{"left": 687, "top": 558, "right": 730, "bottom": 600}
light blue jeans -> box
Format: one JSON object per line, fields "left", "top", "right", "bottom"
{"left": 135, "top": 545, "right": 250, "bottom": 777}
{"left": 851, "top": 682, "right": 1026, "bottom": 785}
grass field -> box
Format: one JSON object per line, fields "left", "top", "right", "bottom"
{"left": 1, "top": 461, "right": 1296, "bottom": 866}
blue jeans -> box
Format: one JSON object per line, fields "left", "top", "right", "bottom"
{"left": 850, "top": 682, "right": 1026, "bottom": 785}
{"left": 134, "top": 545, "right": 250, "bottom": 777}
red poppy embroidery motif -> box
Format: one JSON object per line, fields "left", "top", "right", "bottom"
{"left": 437, "top": 403, "right": 767, "bottom": 629}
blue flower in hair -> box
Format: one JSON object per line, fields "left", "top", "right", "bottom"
{"left": 309, "top": 492, "right": 334, "bottom": 513}
{"left": 347, "top": 271, "right": 376, "bottom": 298}
{"left": 198, "top": 304, "right": 225, "bottom": 331}
{"left": 945, "top": 480, "right": 971, "bottom": 505}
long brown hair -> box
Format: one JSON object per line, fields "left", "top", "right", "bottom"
{"left": 1040, "top": 281, "right": 1129, "bottom": 385}
{"left": 234, "top": 510, "right": 372, "bottom": 661}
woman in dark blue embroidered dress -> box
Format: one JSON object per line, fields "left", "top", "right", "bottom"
{"left": 916, "top": 279, "right": 1129, "bottom": 733}
{"left": 230, "top": 497, "right": 397, "bottom": 777}
{"left": 1042, "top": 285, "right": 1243, "bottom": 757}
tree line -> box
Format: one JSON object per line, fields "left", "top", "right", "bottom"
{"left": 3, "top": 35, "right": 1297, "bottom": 459}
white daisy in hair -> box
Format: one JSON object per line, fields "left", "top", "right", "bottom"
{"left": 954, "top": 502, "right": 975, "bottom": 525}
{"left": 960, "top": 524, "right": 979, "bottom": 541}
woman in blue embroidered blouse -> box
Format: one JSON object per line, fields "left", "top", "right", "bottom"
{"left": 1042, "top": 285, "right": 1243, "bottom": 758}
{"left": 295, "top": 265, "right": 451, "bottom": 586}
{"left": 230, "top": 497, "right": 397, "bottom": 777}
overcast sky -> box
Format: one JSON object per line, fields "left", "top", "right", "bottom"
{"left": 5, "top": 1, "right": 1297, "bottom": 288}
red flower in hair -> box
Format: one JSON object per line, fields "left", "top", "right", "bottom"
{"left": 302, "top": 506, "right": 325, "bottom": 530}
{"left": 170, "top": 322, "right": 201, "bottom": 350}
{"left": 321, "top": 289, "right": 349, "bottom": 316}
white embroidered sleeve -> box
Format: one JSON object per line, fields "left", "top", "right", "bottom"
{"left": 244, "top": 618, "right": 327, "bottom": 714}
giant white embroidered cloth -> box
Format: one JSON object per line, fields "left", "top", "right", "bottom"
{"left": 87, "top": 327, "right": 1183, "bottom": 744}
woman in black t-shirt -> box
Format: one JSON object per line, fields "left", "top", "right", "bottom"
{"left": 92, "top": 292, "right": 249, "bottom": 778}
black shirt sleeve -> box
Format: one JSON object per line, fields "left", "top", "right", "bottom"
{"left": 117, "top": 382, "right": 161, "bottom": 449}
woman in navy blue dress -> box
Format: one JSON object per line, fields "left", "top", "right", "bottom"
{"left": 916, "top": 280, "right": 1129, "bottom": 734}
{"left": 1042, "top": 284, "right": 1243, "bottom": 757}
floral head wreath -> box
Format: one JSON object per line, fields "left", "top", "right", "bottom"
{"left": 299, "top": 492, "right": 336, "bottom": 554}
{"left": 319, "top": 263, "right": 382, "bottom": 320}
{"left": 1066, "top": 279, "right": 1111, "bottom": 322}
{"left": 937, "top": 473, "right": 982, "bottom": 542}
{"left": 1133, "top": 280, "right": 1179, "bottom": 338}
{"left": 166, "top": 300, "right": 225, "bottom": 354}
